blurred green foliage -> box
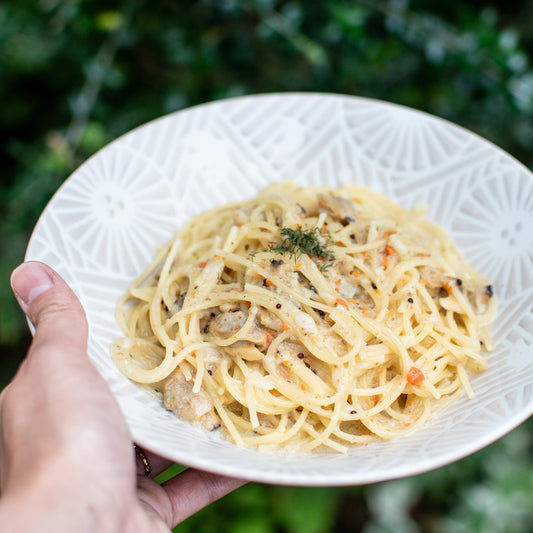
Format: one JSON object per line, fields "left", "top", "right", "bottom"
{"left": 2, "top": 0, "right": 533, "bottom": 348}
{"left": 2, "top": 1, "right": 533, "bottom": 531}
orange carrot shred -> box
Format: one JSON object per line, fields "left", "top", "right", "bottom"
{"left": 335, "top": 298, "right": 349, "bottom": 310}
{"left": 407, "top": 366, "right": 425, "bottom": 385}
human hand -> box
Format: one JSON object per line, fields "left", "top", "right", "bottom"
{"left": 0, "top": 261, "right": 246, "bottom": 532}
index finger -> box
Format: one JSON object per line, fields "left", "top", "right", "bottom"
{"left": 137, "top": 466, "right": 247, "bottom": 527}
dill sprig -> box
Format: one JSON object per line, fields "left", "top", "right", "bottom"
{"left": 267, "top": 225, "right": 335, "bottom": 269}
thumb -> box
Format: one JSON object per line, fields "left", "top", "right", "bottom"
{"left": 10, "top": 261, "right": 88, "bottom": 360}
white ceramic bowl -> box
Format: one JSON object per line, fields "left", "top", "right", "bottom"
{"left": 26, "top": 93, "right": 533, "bottom": 486}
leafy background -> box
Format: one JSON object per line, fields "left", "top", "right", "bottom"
{"left": 1, "top": 1, "right": 532, "bottom": 531}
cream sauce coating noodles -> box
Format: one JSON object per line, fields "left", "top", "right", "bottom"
{"left": 111, "top": 182, "right": 495, "bottom": 452}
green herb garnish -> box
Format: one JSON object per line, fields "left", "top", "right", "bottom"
{"left": 267, "top": 225, "right": 335, "bottom": 270}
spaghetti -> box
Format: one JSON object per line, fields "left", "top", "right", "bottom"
{"left": 111, "top": 182, "right": 495, "bottom": 452}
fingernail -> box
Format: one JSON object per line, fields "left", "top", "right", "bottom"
{"left": 11, "top": 262, "right": 54, "bottom": 306}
